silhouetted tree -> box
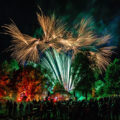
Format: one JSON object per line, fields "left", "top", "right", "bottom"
{"left": 72, "top": 52, "right": 96, "bottom": 99}
{"left": 104, "top": 58, "right": 120, "bottom": 95}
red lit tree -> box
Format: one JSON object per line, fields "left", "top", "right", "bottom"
{"left": 0, "top": 72, "right": 10, "bottom": 97}
{"left": 14, "top": 65, "right": 47, "bottom": 101}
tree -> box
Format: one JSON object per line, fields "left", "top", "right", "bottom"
{"left": 94, "top": 80, "right": 105, "bottom": 97}
{"left": 104, "top": 58, "right": 120, "bottom": 95}
{"left": 72, "top": 52, "right": 96, "bottom": 99}
{"left": 1, "top": 59, "right": 19, "bottom": 75}
{"left": 13, "top": 65, "right": 50, "bottom": 101}
{"left": 0, "top": 70, "right": 10, "bottom": 97}
{"left": 0, "top": 60, "right": 19, "bottom": 99}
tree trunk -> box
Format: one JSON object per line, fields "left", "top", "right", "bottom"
{"left": 92, "top": 87, "right": 95, "bottom": 97}
{"left": 85, "top": 91, "right": 87, "bottom": 100}
{"left": 73, "top": 90, "right": 76, "bottom": 97}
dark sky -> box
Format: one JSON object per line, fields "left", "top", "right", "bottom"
{"left": 0, "top": 0, "right": 120, "bottom": 62}
{"left": 0, "top": 0, "right": 36, "bottom": 61}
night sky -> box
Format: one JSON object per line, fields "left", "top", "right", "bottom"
{"left": 0, "top": 0, "right": 120, "bottom": 63}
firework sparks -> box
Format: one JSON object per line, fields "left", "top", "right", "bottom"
{"left": 41, "top": 48, "right": 81, "bottom": 91}
{"left": 3, "top": 13, "right": 68, "bottom": 64}
{"left": 3, "top": 22, "right": 40, "bottom": 64}
{"left": 4, "top": 12, "right": 115, "bottom": 71}
{"left": 37, "top": 12, "right": 69, "bottom": 53}
{"left": 59, "top": 18, "right": 115, "bottom": 71}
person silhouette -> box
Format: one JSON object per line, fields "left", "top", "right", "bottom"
{"left": 19, "top": 102, "right": 24, "bottom": 119}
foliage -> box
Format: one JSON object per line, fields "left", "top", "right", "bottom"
{"left": 0, "top": 72, "right": 10, "bottom": 97}
{"left": 0, "top": 60, "right": 51, "bottom": 101}
{"left": 104, "top": 58, "right": 120, "bottom": 94}
{"left": 12, "top": 65, "right": 49, "bottom": 101}
{"left": 95, "top": 80, "right": 105, "bottom": 96}
{"left": 0, "top": 60, "right": 19, "bottom": 98}
{"left": 1, "top": 59, "right": 19, "bottom": 74}
{"left": 72, "top": 52, "right": 96, "bottom": 99}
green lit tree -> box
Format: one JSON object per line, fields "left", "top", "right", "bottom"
{"left": 1, "top": 59, "right": 19, "bottom": 74}
{"left": 72, "top": 52, "right": 96, "bottom": 99}
{"left": 104, "top": 58, "right": 120, "bottom": 95}
{"left": 94, "top": 80, "right": 105, "bottom": 97}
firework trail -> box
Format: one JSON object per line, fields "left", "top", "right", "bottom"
{"left": 3, "top": 22, "right": 40, "bottom": 64}
{"left": 59, "top": 18, "right": 115, "bottom": 71}
{"left": 41, "top": 48, "right": 81, "bottom": 91}
{"left": 3, "top": 13, "right": 114, "bottom": 70}
{"left": 3, "top": 12, "right": 68, "bottom": 64}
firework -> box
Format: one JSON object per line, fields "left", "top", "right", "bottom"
{"left": 3, "top": 13, "right": 68, "bottom": 64}
{"left": 37, "top": 12, "right": 69, "bottom": 52}
{"left": 3, "top": 22, "right": 40, "bottom": 64}
{"left": 4, "top": 12, "right": 115, "bottom": 71}
{"left": 59, "top": 18, "right": 115, "bottom": 71}
{"left": 41, "top": 48, "right": 81, "bottom": 91}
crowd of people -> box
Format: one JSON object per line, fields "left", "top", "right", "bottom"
{"left": 0, "top": 96, "right": 120, "bottom": 120}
